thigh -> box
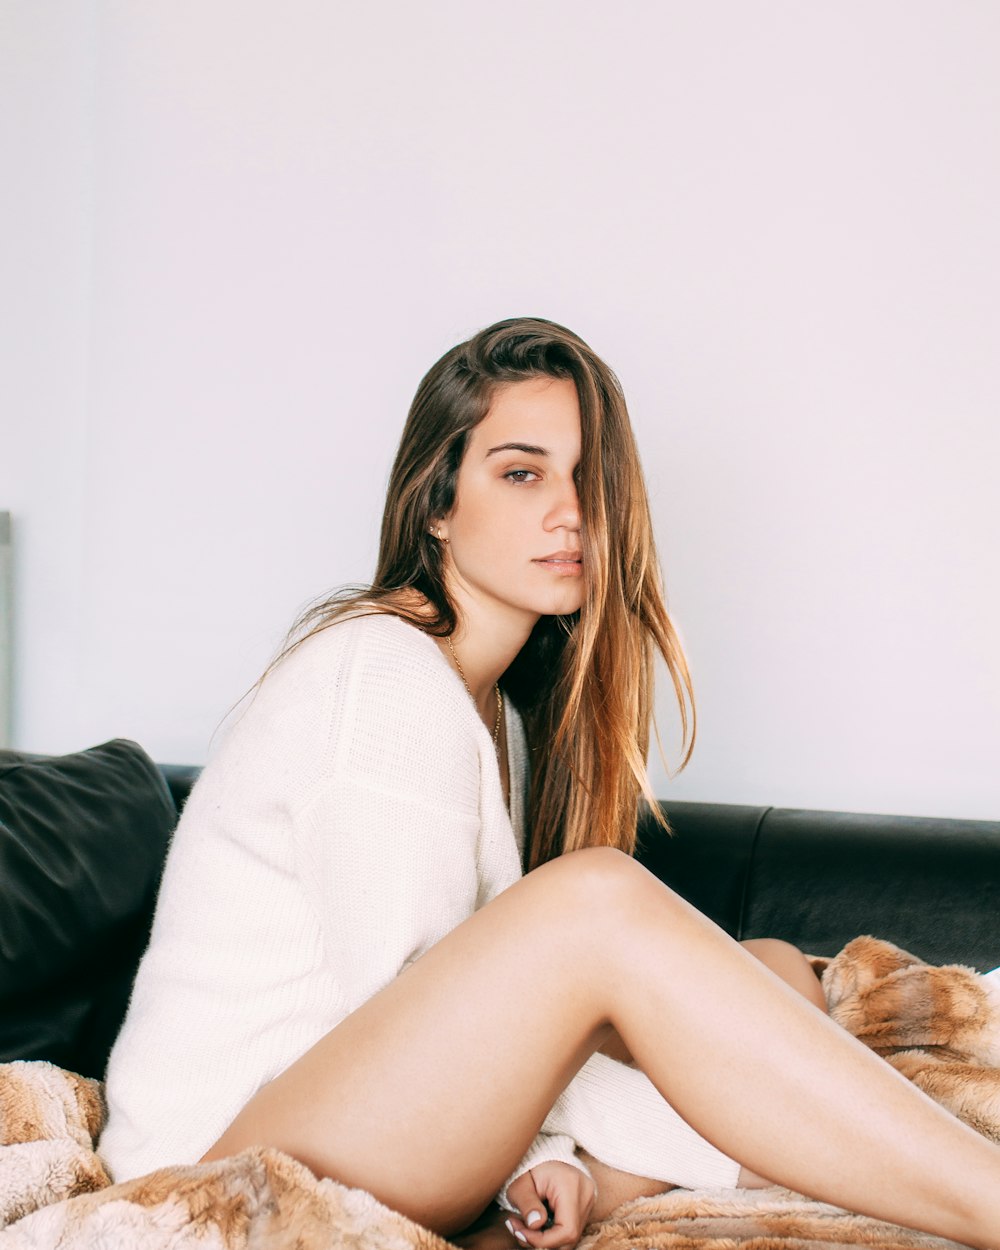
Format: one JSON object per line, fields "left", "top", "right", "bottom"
{"left": 201, "top": 851, "right": 623, "bottom": 1235}
{"left": 597, "top": 935, "right": 828, "bottom": 1068}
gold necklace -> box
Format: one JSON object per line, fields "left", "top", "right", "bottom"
{"left": 446, "top": 634, "right": 503, "bottom": 754}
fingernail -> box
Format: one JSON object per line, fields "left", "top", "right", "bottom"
{"left": 526, "top": 1211, "right": 543, "bottom": 1228}
{"left": 505, "top": 1221, "right": 514, "bottom": 1236}
{"left": 515, "top": 1233, "right": 529, "bottom": 1245}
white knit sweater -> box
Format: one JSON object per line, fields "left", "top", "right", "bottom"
{"left": 100, "top": 613, "right": 740, "bottom": 1199}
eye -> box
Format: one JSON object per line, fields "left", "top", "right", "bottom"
{"left": 504, "top": 469, "right": 540, "bottom": 484}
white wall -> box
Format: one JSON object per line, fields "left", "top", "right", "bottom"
{"left": 1, "top": 2, "right": 95, "bottom": 752}
{"left": 3, "top": 2, "right": 998, "bottom": 818}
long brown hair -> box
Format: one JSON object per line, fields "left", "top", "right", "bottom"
{"left": 272, "top": 316, "right": 695, "bottom": 869}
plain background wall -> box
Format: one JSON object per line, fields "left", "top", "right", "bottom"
{"left": 2, "top": 2, "right": 997, "bottom": 818}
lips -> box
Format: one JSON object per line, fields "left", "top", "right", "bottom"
{"left": 533, "top": 550, "right": 583, "bottom": 572}
{"left": 534, "top": 550, "right": 582, "bottom": 563}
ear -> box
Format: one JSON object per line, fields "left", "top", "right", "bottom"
{"left": 428, "top": 519, "right": 450, "bottom": 543}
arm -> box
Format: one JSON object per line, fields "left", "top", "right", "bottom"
{"left": 295, "top": 770, "right": 483, "bottom": 1007}
{"left": 496, "top": 1133, "right": 593, "bottom": 1216}
{"left": 289, "top": 618, "right": 496, "bottom": 1011}
{"left": 283, "top": 620, "right": 602, "bottom": 1224}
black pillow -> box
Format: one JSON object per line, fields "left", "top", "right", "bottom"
{"left": 0, "top": 739, "right": 178, "bottom": 1073}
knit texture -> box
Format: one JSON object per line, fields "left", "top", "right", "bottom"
{"left": 99, "top": 614, "right": 740, "bottom": 1201}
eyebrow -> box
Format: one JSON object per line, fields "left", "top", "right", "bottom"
{"left": 484, "top": 442, "right": 549, "bottom": 458}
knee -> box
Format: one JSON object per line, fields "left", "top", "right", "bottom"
{"left": 543, "top": 845, "right": 680, "bottom": 924}
{"left": 553, "top": 844, "right": 639, "bottom": 896}
{"left": 742, "top": 938, "right": 827, "bottom": 1011}
{"left": 742, "top": 937, "right": 819, "bottom": 969}
{"left": 742, "top": 937, "right": 799, "bottom": 961}
{"left": 742, "top": 937, "right": 808, "bottom": 978}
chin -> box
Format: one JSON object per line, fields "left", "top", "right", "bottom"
{"left": 536, "top": 595, "right": 585, "bottom": 618}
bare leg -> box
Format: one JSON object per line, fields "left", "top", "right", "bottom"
{"left": 599, "top": 935, "right": 827, "bottom": 1064}
{"left": 474, "top": 936, "right": 829, "bottom": 1236}
{"left": 742, "top": 938, "right": 828, "bottom": 1013}
{"left": 457, "top": 941, "right": 824, "bottom": 1246}
{"left": 202, "top": 849, "right": 1000, "bottom": 1245}
{"left": 464, "top": 943, "right": 830, "bottom": 1242}
{"left": 590, "top": 936, "right": 827, "bottom": 1199}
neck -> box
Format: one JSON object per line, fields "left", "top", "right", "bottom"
{"left": 443, "top": 597, "right": 537, "bottom": 714}
{"left": 389, "top": 583, "right": 536, "bottom": 718}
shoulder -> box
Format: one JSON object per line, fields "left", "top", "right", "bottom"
{"left": 324, "top": 615, "right": 483, "bottom": 787}
{"left": 253, "top": 612, "right": 480, "bottom": 789}
{"left": 252, "top": 613, "right": 448, "bottom": 711}
{"left": 211, "top": 613, "right": 463, "bottom": 768}
{"left": 191, "top": 612, "right": 483, "bottom": 822}
{"left": 278, "top": 612, "right": 457, "bottom": 704}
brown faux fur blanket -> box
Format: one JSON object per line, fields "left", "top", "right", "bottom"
{"left": 2, "top": 937, "right": 999, "bottom": 1249}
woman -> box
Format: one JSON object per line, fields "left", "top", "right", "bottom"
{"left": 101, "top": 318, "right": 1000, "bottom": 1249}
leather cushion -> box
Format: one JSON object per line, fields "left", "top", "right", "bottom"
{"left": 741, "top": 807, "right": 1000, "bottom": 970}
{"left": 0, "top": 739, "right": 177, "bottom": 1074}
{"left": 636, "top": 800, "right": 766, "bottom": 937}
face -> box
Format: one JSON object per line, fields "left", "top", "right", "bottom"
{"left": 435, "top": 376, "right": 585, "bottom": 632}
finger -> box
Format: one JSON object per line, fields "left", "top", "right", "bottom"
{"left": 542, "top": 1182, "right": 597, "bottom": 1248}
{"left": 509, "top": 1200, "right": 552, "bottom": 1231}
{"left": 523, "top": 1219, "right": 582, "bottom": 1249}
{"left": 519, "top": 1194, "right": 589, "bottom": 1248}
{"left": 503, "top": 1207, "right": 550, "bottom": 1246}
{"left": 504, "top": 1174, "right": 547, "bottom": 1237}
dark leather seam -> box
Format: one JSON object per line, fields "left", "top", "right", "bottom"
{"left": 736, "top": 806, "right": 773, "bottom": 940}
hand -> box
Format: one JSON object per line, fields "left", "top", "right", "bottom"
{"left": 504, "top": 1160, "right": 596, "bottom": 1249}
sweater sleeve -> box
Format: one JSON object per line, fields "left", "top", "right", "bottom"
{"left": 496, "top": 1132, "right": 594, "bottom": 1213}
{"left": 294, "top": 771, "right": 485, "bottom": 1011}
{"left": 540, "top": 1052, "right": 742, "bottom": 1190}
{"left": 289, "top": 623, "right": 499, "bottom": 1014}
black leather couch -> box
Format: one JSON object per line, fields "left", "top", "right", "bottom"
{"left": 2, "top": 739, "right": 998, "bottom": 1083}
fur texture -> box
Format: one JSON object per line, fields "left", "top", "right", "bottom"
{"left": 824, "top": 936, "right": 1000, "bottom": 1142}
{"left": 0, "top": 1062, "right": 109, "bottom": 1229}
{"left": 3, "top": 936, "right": 1000, "bottom": 1249}
{"left": 578, "top": 1185, "right": 967, "bottom": 1250}
{"left": 1, "top": 1148, "right": 450, "bottom": 1250}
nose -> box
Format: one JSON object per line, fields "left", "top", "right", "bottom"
{"left": 544, "top": 476, "right": 581, "bottom": 533}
